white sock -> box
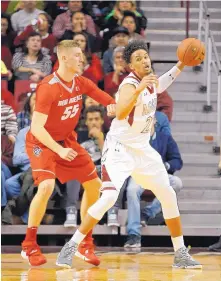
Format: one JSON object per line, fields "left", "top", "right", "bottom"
{"left": 171, "top": 236, "right": 185, "bottom": 252}
{"left": 70, "top": 230, "right": 86, "bottom": 245}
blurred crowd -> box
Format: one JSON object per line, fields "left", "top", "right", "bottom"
{"left": 2, "top": 0, "right": 220, "bottom": 249}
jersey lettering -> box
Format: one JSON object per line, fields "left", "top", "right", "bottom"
{"left": 141, "top": 116, "right": 153, "bottom": 133}
{"left": 61, "top": 104, "right": 79, "bottom": 120}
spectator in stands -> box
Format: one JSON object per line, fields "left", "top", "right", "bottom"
{"left": 63, "top": 179, "right": 81, "bottom": 227}
{"left": 121, "top": 11, "right": 144, "bottom": 42}
{"left": 1, "top": 13, "right": 16, "bottom": 51}
{"left": 14, "top": 13, "right": 57, "bottom": 63}
{"left": 124, "top": 118, "right": 183, "bottom": 248}
{"left": 52, "top": 0, "right": 96, "bottom": 39}
{"left": 78, "top": 96, "right": 112, "bottom": 135}
{"left": 1, "top": 100, "right": 18, "bottom": 143}
{"left": 104, "top": 46, "right": 129, "bottom": 97}
{"left": 1, "top": 135, "right": 14, "bottom": 208}
{"left": 11, "top": 1, "right": 44, "bottom": 34}
{"left": 44, "top": 1, "right": 69, "bottom": 20}
{"left": 157, "top": 90, "right": 173, "bottom": 122}
{"left": 17, "top": 91, "right": 36, "bottom": 131}
{"left": 104, "top": 1, "right": 147, "bottom": 32}
{"left": 79, "top": 106, "right": 105, "bottom": 175}
{"left": 1, "top": 88, "right": 16, "bottom": 113}
{"left": 61, "top": 12, "right": 98, "bottom": 53}
{"left": 3, "top": 1, "right": 44, "bottom": 15}
{"left": 73, "top": 32, "right": 103, "bottom": 84}
{"left": 103, "top": 26, "right": 129, "bottom": 74}
{"left": 4, "top": 126, "right": 30, "bottom": 224}
{"left": 1, "top": 14, "right": 15, "bottom": 76}
{"left": 12, "top": 32, "right": 52, "bottom": 81}
{"left": 155, "top": 111, "right": 171, "bottom": 135}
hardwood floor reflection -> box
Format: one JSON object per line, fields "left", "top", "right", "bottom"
{"left": 1, "top": 250, "right": 221, "bottom": 281}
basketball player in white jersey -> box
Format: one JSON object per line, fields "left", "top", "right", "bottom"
{"left": 57, "top": 41, "right": 202, "bottom": 269}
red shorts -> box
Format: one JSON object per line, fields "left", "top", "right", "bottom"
{"left": 26, "top": 132, "right": 98, "bottom": 185}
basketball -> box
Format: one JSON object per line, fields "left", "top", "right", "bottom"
{"left": 177, "top": 38, "right": 205, "bottom": 66}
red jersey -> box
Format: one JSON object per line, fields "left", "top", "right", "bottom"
{"left": 27, "top": 72, "right": 115, "bottom": 142}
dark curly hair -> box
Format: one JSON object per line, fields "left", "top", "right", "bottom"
{"left": 123, "top": 40, "right": 149, "bottom": 64}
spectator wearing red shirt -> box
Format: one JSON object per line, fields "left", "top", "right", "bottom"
{"left": 157, "top": 90, "right": 173, "bottom": 122}
{"left": 14, "top": 13, "right": 57, "bottom": 63}
{"left": 104, "top": 46, "right": 129, "bottom": 97}
{"left": 52, "top": 0, "right": 96, "bottom": 39}
{"left": 54, "top": 32, "right": 103, "bottom": 85}
{"left": 1, "top": 88, "right": 16, "bottom": 113}
{"left": 74, "top": 32, "right": 103, "bottom": 84}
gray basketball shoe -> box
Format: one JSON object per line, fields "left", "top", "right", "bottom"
{"left": 173, "top": 247, "right": 202, "bottom": 269}
{"left": 56, "top": 241, "right": 78, "bottom": 269}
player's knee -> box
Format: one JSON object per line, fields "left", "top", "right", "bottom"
{"left": 161, "top": 186, "right": 180, "bottom": 219}
{"left": 87, "top": 190, "right": 119, "bottom": 220}
{"left": 160, "top": 186, "right": 177, "bottom": 208}
{"left": 38, "top": 179, "right": 55, "bottom": 200}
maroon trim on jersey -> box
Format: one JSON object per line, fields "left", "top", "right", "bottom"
{"left": 101, "top": 187, "right": 117, "bottom": 191}
{"left": 147, "top": 86, "right": 154, "bottom": 94}
{"left": 128, "top": 107, "right": 135, "bottom": 126}
{"left": 131, "top": 71, "right": 141, "bottom": 82}
{"left": 101, "top": 165, "right": 111, "bottom": 182}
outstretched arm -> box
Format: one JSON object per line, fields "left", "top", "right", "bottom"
{"left": 83, "top": 77, "right": 115, "bottom": 106}
{"left": 157, "top": 61, "right": 185, "bottom": 94}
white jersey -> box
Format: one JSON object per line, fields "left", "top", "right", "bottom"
{"left": 108, "top": 72, "right": 157, "bottom": 149}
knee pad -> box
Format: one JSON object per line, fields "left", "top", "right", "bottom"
{"left": 160, "top": 186, "right": 180, "bottom": 219}
{"left": 88, "top": 190, "right": 119, "bottom": 220}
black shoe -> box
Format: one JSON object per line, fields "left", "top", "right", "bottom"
{"left": 209, "top": 236, "right": 221, "bottom": 252}
{"left": 124, "top": 235, "right": 141, "bottom": 248}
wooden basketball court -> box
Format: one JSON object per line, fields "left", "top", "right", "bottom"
{"left": 1, "top": 248, "right": 221, "bottom": 281}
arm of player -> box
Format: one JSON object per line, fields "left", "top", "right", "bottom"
{"left": 31, "top": 112, "right": 63, "bottom": 153}
{"left": 116, "top": 84, "right": 139, "bottom": 120}
{"left": 116, "top": 75, "right": 159, "bottom": 120}
{"left": 157, "top": 61, "right": 185, "bottom": 94}
{"left": 31, "top": 112, "right": 77, "bottom": 161}
{"left": 83, "top": 77, "right": 115, "bottom": 106}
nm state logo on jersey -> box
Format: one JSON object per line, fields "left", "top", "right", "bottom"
{"left": 33, "top": 146, "right": 42, "bottom": 157}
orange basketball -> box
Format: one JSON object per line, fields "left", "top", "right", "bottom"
{"left": 177, "top": 38, "right": 205, "bottom": 66}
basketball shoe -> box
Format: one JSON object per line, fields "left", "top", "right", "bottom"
{"left": 56, "top": 238, "right": 100, "bottom": 268}
{"left": 173, "top": 247, "right": 202, "bottom": 269}
{"left": 21, "top": 240, "right": 47, "bottom": 266}
{"left": 75, "top": 237, "right": 100, "bottom": 266}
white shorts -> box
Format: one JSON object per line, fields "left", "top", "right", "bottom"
{"left": 101, "top": 135, "right": 170, "bottom": 194}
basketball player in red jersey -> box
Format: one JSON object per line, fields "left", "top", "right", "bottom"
{"left": 21, "top": 40, "right": 116, "bottom": 267}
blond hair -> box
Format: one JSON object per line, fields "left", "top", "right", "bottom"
{"left": 57, "top": 40, "right": 80, "bottom": 56}
{"left": 116, "top": 0, "right": 136, "bottom": 10}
